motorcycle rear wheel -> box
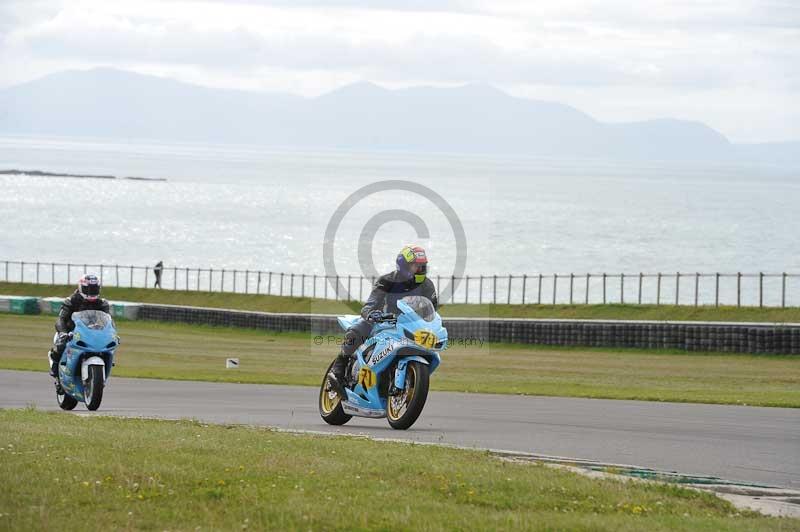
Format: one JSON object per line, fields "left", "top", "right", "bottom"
{"left": 56, "top": 380, "right": 78, "bottom": 411}
{"left": 387, "top": 361, "right": 429, "bottom": 430}
{"left": 319, "top": 360, "right": 352, "bottom": 425}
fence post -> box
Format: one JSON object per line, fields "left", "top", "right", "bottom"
{"left": 759, "top": 272, "right": 764, "bottom": 308}
{"left": 52, "top": 263, "right": 56, "bottom": 286}
{"left": 583, "top": 274, "right": 589, "bottom": 304}
{"left": 782, "top": 272, "right": 787, "bottom": 308}
{"left": 737, "top": 272, "right": 741, "bottom": 307}
{"left": 313, "top": 274, "right": 317, "bottom": 298}
{"left": 450, "top": 275, "right": 455, "bottom": 304}
{"left": 245, "top": 270, "right": 249, "bottom": 294}
{"left": 538, "top": 274, "right": 543, "bottom": 304}
{"left": 301, "top": 274, "right": 305, "bottom": 298}
{"left": 292, "top": 273, "right": 296, "bottom": 298}
{"left": 638, "top": 273, "right": 643, "bottom": 304}
{"left": 569, "top": 273, "right": 574, "bottom": 304}
{"left": 522, "top": 274, "right": 527, "bottom": 305}
{"left": 221, "top": 269, "right": 225, "bottom": 292}
{"left": 36, "top": 262, "right": 40, "bottom": 284}
{"left": 114, "top": 264, "right": 118, "bottom": 287}
{"left": 715, "top": 273, "right": 720, "bottom": 307}
{"left": 233, "top": 270, "right": 237, "bottom": 293}
{"left": 268, "top": 272, "right": 272, "bottom": 295}
{"left": 507, "top": 274, "right": 512, "bottom": 304}
{"left": 675, "top": 272, "right": 680, "bottom": 305}
{"left": 186, "top": 268, "right": 190, "bottom": 291}
{"left": 346, "top": 275, "right": 350, "bottom": 301}
{"left": 552, "top": 274, "right": 557, "bottom": 304}
{"left": 130, "top": 265, "right": 134, "bottom": 287}
{"left": 196, "top": 269, "right": 200, "bottom": 291}
{"left": 256, "top": 271, "right": 262, "bottom": 294}
{"left": 21, "top": 261, "right": 24, "bottom": 283}
{"left": 209, "top": 269, "right": 213, "bottom": 292}
{"left": 656, "top": 273, "right": 661, "bottom": 305}
{"left": 620, "top": 273, "right": 624, "bottom": 304}
{"left": 493, "top": 275, "right": 497, "bottom": 304}
{"left": 280, "top": 273, "right": 285, "bottom": 296}
{"left": 324, "top": 275, "right": 328, "bottom": 299}
{"left": 172, "top": 267, "right": 176, "bottom": 290}
{"left": 359, "top": 276, "right": 363, "bottom": 301}
{"left": 694, "top": 273, "right": 699, "bottom": 307}
{"left": 479, "top": 276, "right": 483, "bottom": 304}
{"left": 602, "top": 273, "right": 606, "bottom": 304}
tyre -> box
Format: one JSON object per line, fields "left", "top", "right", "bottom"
{"left": 56, "top": 380, "right": 78, "bottom": 411}
{"left": 84, "top": 365, "right": 105, "bottom": 411}
{"left": 319, "top": 360, "right": 352, "bottom": 426}
{"left": 387, "top": 361, "right": 429, "bottom": 430}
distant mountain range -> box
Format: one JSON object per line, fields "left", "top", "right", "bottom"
{"left": 0, "top": 68, "right": 797, "bottom": 166}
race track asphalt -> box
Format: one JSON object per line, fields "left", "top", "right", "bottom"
{"left": 1, "top": 369, "right": 797, "bottom": 489}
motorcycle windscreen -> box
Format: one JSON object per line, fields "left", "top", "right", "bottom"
{"left": 398, "top": 296, "right": 436, "bottom": 322}
{"left": 73, "top": 310, "right": 113, "bottom": 330}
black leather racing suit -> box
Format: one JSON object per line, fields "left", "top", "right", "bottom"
{"left": 49, "top": 290, "right": 111, "bottom": 369}
{"left": 341, "top": 271, "right": 439, "bottom": 357}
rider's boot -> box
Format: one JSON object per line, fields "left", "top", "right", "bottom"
{"left": 48, "top": 349, "right": 59, "bottom": 378}
{"left": 327, "top": 350, "right": 350, "bottom": 398}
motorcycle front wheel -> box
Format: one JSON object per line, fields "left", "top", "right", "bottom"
{"left": 387, "top": 361, "right": 429, "bottom": 430}
{"left": 319, "top": 360, "right": 352, "bottom": 426}
{"left": 84, "top": 365, "right": 105, "bottom": 411}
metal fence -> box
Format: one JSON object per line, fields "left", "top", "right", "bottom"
{"left": 1, "top": 260, "right": 798, "bottom": 308}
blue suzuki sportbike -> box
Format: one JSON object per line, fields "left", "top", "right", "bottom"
{"left": 319, "top": 296, "right": 447, "bottom": 430}
{"left": 51, "top": 310, "right": 120, "bottom": 411}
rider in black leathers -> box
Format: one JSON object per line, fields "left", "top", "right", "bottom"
{"left": 48, "top": 274, "right": 110, "bottom": 377}
{"left": 327, "top": 245, "right": 438, "bottom": 395}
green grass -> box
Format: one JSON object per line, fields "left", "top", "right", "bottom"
{"left": 3, "top": 281, "right": 799, "bottom": 322}
{"left": 0, "top": 409, "right": 793, "bottom": 531}
{"left": 2, "top": 314, "right": 799, "bottom": 407}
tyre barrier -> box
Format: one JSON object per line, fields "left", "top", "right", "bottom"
{"left": 136, "top": 303, "right": 800, "bottom": 355}
{"left": 2, "top": 296, "right": 798, "bottom": 354}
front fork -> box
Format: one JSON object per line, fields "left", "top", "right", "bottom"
{"left": 392, "top": 356, "right": 430, "bottom": 393}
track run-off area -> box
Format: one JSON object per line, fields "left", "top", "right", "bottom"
{"left": 1, "top": 369, "right": 798, "bottom": 492}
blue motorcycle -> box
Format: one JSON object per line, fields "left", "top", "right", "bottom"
{"left": 51, "top": 310, "right": 120, "bottom": 411}
{"left": 319, "top": 296, "right": 447, "bottom": 430}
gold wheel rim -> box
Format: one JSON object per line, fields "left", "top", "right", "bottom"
{"left": 388, "top": 364, "right": 416, "bottom": 421}
{"left": 320, "top": 380, "right": 340, "bottom": 415}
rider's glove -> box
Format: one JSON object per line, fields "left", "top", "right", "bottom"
{"left": 366, "top": 310, "right": 383, "bottom": 323}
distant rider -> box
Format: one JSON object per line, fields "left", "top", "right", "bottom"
{"left": 327, "top": 245, "right": 438, "bottom": 395}
{"left": 48, "top": 274, "right": 110, "bottom": 377}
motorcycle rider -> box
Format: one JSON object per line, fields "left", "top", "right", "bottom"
{"left": 327, "top": 245, "right": 438, "bottom": 395}
{"left": 48, "top": 274, "right": 111, "bottom": 377}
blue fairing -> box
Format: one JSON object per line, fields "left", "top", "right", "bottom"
{"left": 338, "top": 297, "right": 447, "bottom": 416}
{"left": 58, "top": 311, "right": 118, "bottom": 403}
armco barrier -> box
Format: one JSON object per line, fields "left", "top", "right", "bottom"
{"left": 136, "top": 303, "right": 800, "bottom": 355}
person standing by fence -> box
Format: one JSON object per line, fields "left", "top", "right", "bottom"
{"left": 153, "top": 261, "right": 164, "bottom": 288}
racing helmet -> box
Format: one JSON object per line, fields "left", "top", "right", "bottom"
{"left": 78, "top": 274, "right": 101, "bottom": 302}
{"left": 396, "top": 245, "right": 428, "bottom": 283}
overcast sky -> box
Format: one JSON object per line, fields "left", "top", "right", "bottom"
{"left": 1, "top": 0, "right": 797, "bottom": 142}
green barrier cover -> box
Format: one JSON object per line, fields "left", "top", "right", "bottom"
{"left": 0, "top": 296, "right": 40, "bottom": 315}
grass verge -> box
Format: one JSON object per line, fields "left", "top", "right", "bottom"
{"left": 0, "top": 408, "right": 793, "bottom": 531}
{"left": 2, "top": 314, "right": 799, "bottom": 407}
{"left": 2, "top": 281, "right": 799, "bottom": 322}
